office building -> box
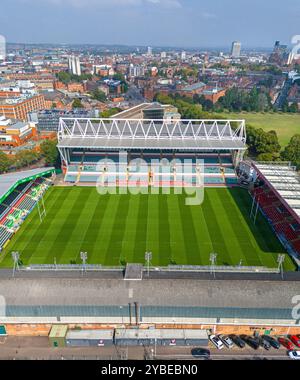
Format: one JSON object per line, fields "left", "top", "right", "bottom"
{"left": 68, "top": 56, "right": 81, "bottom": 76}
{"left": 0, "top": 35, "right": 6, "bottom": 61}
{"left": 0, "top": 94, "right": 45, "bottom": 121}
{"left": 129, "top": 64, "right": 145, "bottom": 78}
{"left": 231, "top": 41, "right": 241, "bottom": 58}
{"left": 29, "top": 109, "right": 99, "bottom": 132}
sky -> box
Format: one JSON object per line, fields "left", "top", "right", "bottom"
{"left": 1, "top": 0, "right": 300, "bottom": 48}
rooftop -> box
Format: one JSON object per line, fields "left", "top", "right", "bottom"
{"left": 0, "top": 167, "right": 55, "bottom": 204}
{"left": 57, "top": 118, "right": 247, "bottom": 151}
{"left": 253, "top": 162, "right": 300, "bottom": 222}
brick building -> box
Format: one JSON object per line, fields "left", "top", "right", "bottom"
{"left": 0, "top": 94, "right": 46, "bottom": 121}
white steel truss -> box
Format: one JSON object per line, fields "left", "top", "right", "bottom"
{"left": 58, "top": 118, "right": 247, "bottom": 144}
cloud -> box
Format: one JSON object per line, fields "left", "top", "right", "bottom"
{"left": 146, "top": 0, "right": 182, "bottom": 8}
{"left": 18, "top": 0, "right": 182, "bottom": 9}
{"left": 201, "top": 11, "right": 217, "bottom": 19}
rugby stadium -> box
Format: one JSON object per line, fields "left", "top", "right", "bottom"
{"left": 0, "top": 117, "right": 299, "bottom": 271}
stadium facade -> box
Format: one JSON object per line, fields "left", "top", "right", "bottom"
{"left": 57, "top": 118, "right": 247, "bottom": 186}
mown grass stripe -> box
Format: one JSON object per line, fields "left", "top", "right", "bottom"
{"left": 177, "top": 194, "right": 203, "bottom": 265}
{"left": 104, "top": 194, "right": 130, "bottom": 265}
{"left": 202, "top": 189, "right": 232, "bottom": 266}
{"left": 121, "top": 195, "right": 141, "bottom": 264}
{"left": 166, "top": 192, "right": 186, "bottom": 265}
{"left": 158, "top": 194, "right": 171, "bottom": 266}
{"left": 132, "top": 194, "right": 148, "bottom": 263}
{"left": 146, "top": 194, "right": 160, "bottom": 265}
{"left": 44, "top": 188, "right": 88, "bottom": 263}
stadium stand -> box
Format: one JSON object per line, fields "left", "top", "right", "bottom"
{"left": 58, "top": 118, "right": 246, "bottom": 187}
{"left": 0, "top": 168, "right": 55, "bottom": 251}
{"left": 248, "top": 162, "right": 300, "bottom": 265}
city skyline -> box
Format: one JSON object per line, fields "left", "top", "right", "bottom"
{"left": 0, "top": 0, "right": 300, "bottom": 48}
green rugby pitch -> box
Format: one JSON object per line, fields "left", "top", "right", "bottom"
{"left": 0, "top": 186, "right": 295, "bottom": 270}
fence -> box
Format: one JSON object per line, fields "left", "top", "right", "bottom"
{"left": 17, "top": 264, "right": 279, "bottom": 274}
{"left": 160, "top": 265, "right": 280, "bottom": 273}
{"left": 19, "top": 264, "right": 123, "bottom": 271}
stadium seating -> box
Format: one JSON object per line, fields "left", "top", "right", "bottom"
{"left": 220, "top": 155, "right": 234, "bottom": 165}
{"left": 204, "top": 177, "right": 224, "bottom": 184}
{"left": 84, "top": 155, "right": 104, "bottom": 163}
{"left": 65, "top": 174, "right": 77, "bottom": 182}
{"left": 0, "top": 204, "right": 8, "bottom": 219}
{"left": 0, "top": 226, "right": 13, "bottom": 249}
{"left": 70, "top": 155, "right": 83, "bottom": 163}
{"left": 251, "top": 182, "right": 300, "bottom": 257}
{"left": 64, "top": 151, "right": 238, "bottom": 188}
{"left": 2, "top": 191, "right": 21, "bottom": 207}
{"left": 79, "top": 175, "right": 101, "bottom": 182}
{"left": 0, "top": 178, "right": 50, "bottom": 250}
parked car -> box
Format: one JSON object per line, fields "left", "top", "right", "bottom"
{"left": 260, "top": 337, "right": 271, "bottom": 351}
{"left": 240, "top": 335, "right": 260, "bottom": 350}
{"left": 191, "top": 348, "right": 210, "bottom": 359}
{"left": 209, "top": 335, "right": 224, "bottom": 350}
{"left": 229, "top": 334, "right": 246, "bottom": 349}
{"left": 262, "top": 335, "right": 280, "bottom": 349}
{"left": 289, "top": 335, "right": 300, "bottom": 348}
{"left": 288, "top": 351, "right": 300, "bottom": 360}
{"left": 278, "top": 337, "right": 294, "bottom": 350}
{"left": 219, "top": 335, "right": 234, "bottom": 349}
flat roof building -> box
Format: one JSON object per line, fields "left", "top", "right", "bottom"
{"left": 0, "top": 94, "right": 45, "bottom": 121}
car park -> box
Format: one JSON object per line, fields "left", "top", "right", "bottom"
{"left": 262, "top": 335, "right": 280, "bottom": 349}
{"left": 209, "top": 335, "right": 224, "bottom": 350}
{"left": 289, "top": 335, "right": 300, "bottom": 348}
{"left": 288, "top": 351, "right": 300, "bottom": 360}
{"left": 278, "top": 337, "right": 294, "bottom": 350}
{"left": 191, "top": 348, "right": 210, "bottom": 359}
{"left": 219, "top": 334, "right": 234, "bottom": 349}
{"left": 240, "top": 335, "right": 260, "bottom": 350}
{"left": 229, "top": 334, "right": 246, "bottom": 349}
{"left": 259, "top": 337, "right": 271, "bottom": 351}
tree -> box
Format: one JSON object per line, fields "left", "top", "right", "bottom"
{"left": 100, "top": 108, "right": 121, "bottom": 118}
{"left": 40, "top": 140, "right": 60, "bottom": 167}
{"left": 256, "top": 152, "right": 279, "bottom": 161}
{"left": 0, "top": 151, "right": 11, "bottom": 174}
{"left": 246, "top": 126, "right": 281, "bottom": 156}
{"left": 56, "top": 71, "right": 92, "bottom": 84}
{"left": 14, "top": 150, "right": 40, "bottom": 169}
{"left": 281, "top": 134, "right": 300, "bottom": 169}
{"left": 91, "top": 89, "right": 107, "bottom": 102}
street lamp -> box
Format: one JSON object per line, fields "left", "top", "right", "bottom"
{"left": 145, "top": 251, "right": 152, "bottom": 277}
{"left": 11, "top": 251, "right": 20, "bottom": 277}
{"left": 277, "top": 254, "right": 285, "bottom": 280}
{"left": 210, "top": 253, "right": 217, "bottom": 278}
{"left": 80, "top": 251, "right": 88, "bottom": 272}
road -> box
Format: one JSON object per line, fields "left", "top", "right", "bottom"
{"left": 0, "top": 337, "right": 292, "bottom": 360}
{"left": 274, "top": 78, "right": 292, "bottom": 109}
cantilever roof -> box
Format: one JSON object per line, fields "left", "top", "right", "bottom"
{"left": 58, "top": 136, "right": 246, "bottom": 150}
{"left": 0, "top": 167, "right": 55, "bottom": 204}
{"left": 57, "top": 118, "right": 247, "bottom": 151}
{"left": 254, "top": 162, "right": 300, "bottom": 221}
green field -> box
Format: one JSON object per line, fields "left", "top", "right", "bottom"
{"left": 0, "top": 186, "right": 295, "bottom": 270}
{"left": 224, "top": 112, "right": 300, "bottom": 147}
